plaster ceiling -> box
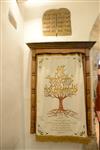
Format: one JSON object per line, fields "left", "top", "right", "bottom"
{"left": 17, "top": 0, "right": 100, "bottom": 21}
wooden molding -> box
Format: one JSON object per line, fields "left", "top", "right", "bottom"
{"left": 27, "top": 41, "right": 95, "bottom": 50}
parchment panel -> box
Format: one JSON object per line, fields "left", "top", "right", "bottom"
{"left": 36, "top": 54, "right": 87, "bottom": 137}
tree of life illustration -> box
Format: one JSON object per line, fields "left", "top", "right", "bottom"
{"left": 44, "top": 65, "right": 78, "bottom": 118}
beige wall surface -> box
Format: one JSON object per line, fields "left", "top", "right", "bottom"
{"left": 0, "top": 0, "right": 25, "bottom": 149}
{"left": 0, "top": 0, "right": 99, "bottom": 150}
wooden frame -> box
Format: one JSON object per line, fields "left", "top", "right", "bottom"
{"left": 27, "top": 41, "right": 95, "bottom": 143}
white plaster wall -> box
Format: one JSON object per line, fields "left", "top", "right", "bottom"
{"left": 0, "top": 0, "right": 25, "bottom": 149}
{"left": 0, "top": 0, "right": 99, "bottom": 150}
{"left": 24, "top": 1, "right": 99, "bottom": 42}
{"left": 0, "top": 1, "right": 84, "bottom": 149}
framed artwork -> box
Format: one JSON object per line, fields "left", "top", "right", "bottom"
{"left": 42, "top": 8, "right": 72, "bottom": 36}
{"left": 27, "top": 42, "right": 95, "bottom": 143}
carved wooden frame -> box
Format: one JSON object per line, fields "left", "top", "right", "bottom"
{"left": 27, "top": 42, "right": 95, "bottom": 143}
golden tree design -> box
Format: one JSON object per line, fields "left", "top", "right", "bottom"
{"left": 44, "top": 65, "right": 78, "bottom": 118}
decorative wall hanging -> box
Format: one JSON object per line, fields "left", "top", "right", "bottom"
{"left": 27, "top": 41, "right": 95, "bottom": 143}
{"left": 36, "top": 54, "right": 87, "bottom": 138}
{"left": 43, "top": 8, "right": 72, "bottom": 36}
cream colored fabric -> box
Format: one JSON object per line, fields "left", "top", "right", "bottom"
{"left": 36, "top": 54, "right": 87, "bottom": 137}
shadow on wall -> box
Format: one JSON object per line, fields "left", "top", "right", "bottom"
{"left": 89, "top": 14, "right": 100, "bottom": 149}
{"left": 90, "top": 14, "right": 100, "bottom": 101}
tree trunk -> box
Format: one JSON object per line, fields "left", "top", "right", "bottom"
{"left": 58, "top": 98, "right": 64, "bottom": 110}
